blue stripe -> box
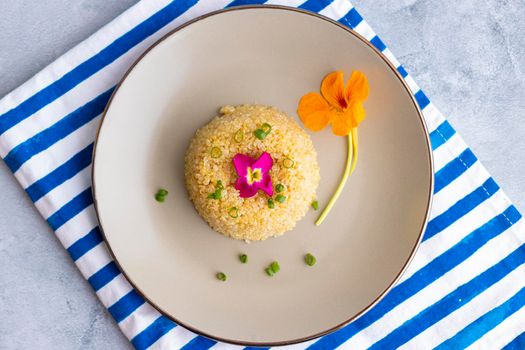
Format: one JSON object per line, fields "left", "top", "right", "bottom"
{"left": 308, "top": 206, "right": 521, "bottom": 349}
{"left": 227, "top": 0, "right": 267, "bottom": 6}
{"left": 429, "top": 121, "right": 456, "bottom": 150}
{"left": 25, "top": 143, "right": 94, "bottom": 202}
{"left": 108, "top": 290, "right": 145, "bottom": 323}
{"left": 414, "top": 90, "right": 430, "bottom": 110}
{"left": 131, "top": 316, "right": 177, "bottom": 350}
{"left": 423, "top": 178, "right": 499, "bottom": 241}
{"left": 298, "top": 0, "right": 330, "bottom": 13}
{"left": 0, "top": 0, "right": 199, "bottom": 135}
{"left": 503, "top": 331, "right": 525, "bottom": 350}
{"left": 47, "top": 188, "right": 93, "bottom": 230}
{"left": 370, "top": 35, "right": 386, "bottom": 51}
{"left": 4, "top": 89, "right": 112, "bottom": 173}
{"left": 436, "top": 286, "right": 525, "bottom": 349}
{"left": 431, "top": 148, "right": 474, "bottom": 194}
{"left": 397, "top": 65, "right": 408, "bottom": 78}
{"left": 434, "top": 149, "right": 477, "bottom": 193}
{"left": 88, "top": 261, "right": 120, "bottom": 291}
{"left": 370, "top": 245, "right": 525, "bottom": 349}
{"left": 338, "top": 7, "right": 363, "bottom": 28}
{"left": 67, "top": 226, "right": 103, "bottom": 261}
{"left": 180, "top": 336, "right": 217, "bottom": 350}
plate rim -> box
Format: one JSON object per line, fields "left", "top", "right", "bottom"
{"left": 91, "top": 5, "right": 435, "bottom": 346}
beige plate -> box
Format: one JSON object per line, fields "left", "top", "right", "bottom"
{"left": 93, "top": 6, "right": 433, "bottom": 346}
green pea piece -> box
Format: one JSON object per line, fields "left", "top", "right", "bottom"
{"left": 275, "top": 194, "right": 286, "bottom": 203}
{"left": 208, "top": 189, "right": 222, "bottom": 200}
{"left": 261, "top": 123, "right": 272, "bottom": 134}
{"left": 228, "top": 207, "right": 239, "bottom": 218}
{"left": 305, "top": 253, "right": 316, "bottom": 266}
{"left": 155, "top": 189, "right": 168, "bottom": 202}
{"left": 210, "top": 146, "right": 222, "bottom": 158}
{"left": 208, "top": 181, "right": 223, "bottom": 200}
{"left": 267, "top": 198, "right": 275, "bottom": 209}
{"left": 254, "top": 129, "right": 267, "bottom": 140}
{"left": 265, "top": 261, "right": 280, "bottom": 277}
{"left": 239, "top": 254, "right": 248, "bottom": 264}
{"left": 311, "top": 200, "right": 319, "bottom": 210}
{"left": 216, "top": 272, "right": 227, "bottom": 281}
{"left": 282, "top": 157, "right": 295, "bottom": 168}
{"left": 275, "top": 184, "right": 285, "bottom": 193}
{"left": 234, "top": 129, "right": 244, "bottom": 143}
{"left": 270, "top": 261, "right": 280, "bottom": 273}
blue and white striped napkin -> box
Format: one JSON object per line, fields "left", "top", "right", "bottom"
{"left": 1, "top": 0, "right": 524, "bottom": 349}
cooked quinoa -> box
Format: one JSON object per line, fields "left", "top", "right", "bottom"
{"left": 184, "top": 104, "right": 320, "bottom": 241}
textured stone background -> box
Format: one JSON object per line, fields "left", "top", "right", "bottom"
{"left": 0, "top": 1, "right": 523, "bottom": 349}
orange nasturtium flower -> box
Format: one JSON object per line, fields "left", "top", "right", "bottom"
{"left": 297, "top": 70, "right": 369, "bottom": 225}
{"left": 298, "top": 70, "right": 369, "bottom": 136}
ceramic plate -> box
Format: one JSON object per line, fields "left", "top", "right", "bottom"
{"left": 93, "top": 6, "right": 433, "bottom": 346}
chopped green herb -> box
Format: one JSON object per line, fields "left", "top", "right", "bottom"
{"left": 155, "top": 189, "right": 168, "bottom": 202}
{"left": 282, "top": 157, "right": 295, "bottom": 168}
{"left": 228, "top": 207, "right": 239, "bottom": 218}
{"left": 305, "top": 253, "right": 316, "bottom": 266}
{"left": 234, "top": 129, "right": 244, "bottom": 143}
{"left": 216, "top": 272, "right": 227, "bottom": 281}
{"left": 239, "top": 254, "right": 248, "bottom": 264}
{"left": 311, "top": 200, "right": 319, "bottom": 210}
{"left": 254, "top": 129, "right": 267, "bottom": 140}
{"left": 254, "top": 123, "right": 272, "bottom": 140}
{"left": 275, "top": 194, "right": 286, "bottom": 203}
{"left": 265, "top": 260, "right": 280, "bottom": 277}
{"left": 267, "top": 198, "right": 275, "bottom": 209}
{"left": 207, "top": 191, "right": 221, "bottom": 199}
{"left": 265, "top": 267, "right": 275, "bottom": 277}
{"left": 207, "top": 192, "right": 221, "bottom": 199}
{"left": 270, "top": 261, "right": 280, "bottom": 273}
{"left": 275, "top": 184, "right": 285, "bottom": 193}
{"left": 210, "top": 146, "right": 222, "bottom": 158}
{"left": 261, "top": 123, "right": 272, "bottom": 134}
{"left": 208, "top": 181, "right": 223, "bottom": 200}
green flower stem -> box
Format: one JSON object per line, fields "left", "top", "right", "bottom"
{"left": 315, "top": 127, "right": 358, "bottom": 226}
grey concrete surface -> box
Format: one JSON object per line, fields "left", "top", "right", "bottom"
{"left": 0, "top": 0, "right": 523, "bottom": 349}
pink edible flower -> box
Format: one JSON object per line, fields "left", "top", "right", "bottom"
{"left": 233, "top": 152, "right": 274, "bottom": 198}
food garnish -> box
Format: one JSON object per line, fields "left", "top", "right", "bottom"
{"left": 298, "top": 70, "right": 369, "bottom": 225}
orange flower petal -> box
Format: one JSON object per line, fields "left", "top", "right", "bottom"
{"left": 321, "top": 71, "right": 348, "bottom": 109}
{"left": 349, "top": 101, "right": 366, "bottom": 127}
{"left": 297, "top": 92, "right": 331, "bottom": 131}
{"left": 346, "top": 71, "right": 369, "bottom": 102}
{"left": 330, "top": 101, "right": 366, "bottom": 136}
{"left": 330, "top": 110, "right": 353, "bottom": 136}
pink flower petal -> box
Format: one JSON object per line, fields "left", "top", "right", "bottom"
{"left": 232, "top": 153, "right": 255, "bottom": 176}
{"left": 252, "top": 152, "right": 273, "bottom": 173}
{"left": 258, "top": 173, "right": 274, "bottom": 196}
{"left": 234, "top": 177, "right": 258, "bottom": 198}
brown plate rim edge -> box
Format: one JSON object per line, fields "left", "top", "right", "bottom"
{"left": 91, "top": 5, "right": 435, "bottom": 347}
